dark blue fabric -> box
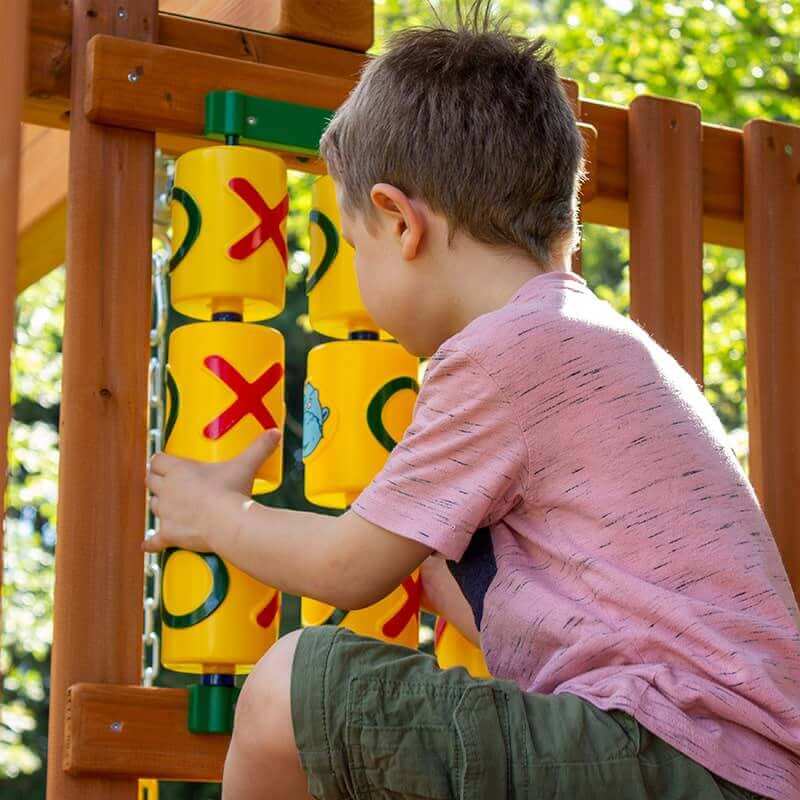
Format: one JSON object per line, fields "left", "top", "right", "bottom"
{"left": 447, "top": 527, "right": 497, "bottom": 630}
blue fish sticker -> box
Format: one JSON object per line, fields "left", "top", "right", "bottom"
{"left": 303, "top": 382, "right": 330, "bottom": 458}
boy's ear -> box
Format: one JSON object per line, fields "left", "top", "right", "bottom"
{"left": 370, "top": 183, "right": 425, "bottom": 261}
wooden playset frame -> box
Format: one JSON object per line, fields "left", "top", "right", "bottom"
{"left": 1, "top": 2, "right": 797, "bottom": 798}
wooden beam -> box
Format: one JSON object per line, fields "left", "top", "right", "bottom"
{"left": 743, "top": 119, "right": 800, "bottom": 599}
{"left": 628, "top": 96, "right": 704, "bottom": 384}
{"left": 25, "top": 3, "right": 748, "bottom": 247}
{"left": 16, "top": 126, "right": 69, "bottom": 293}
{"left": 17, "top": 202, "right": 67, "bottom": 295}
{"left": 579, "top": 100, "right": 743, "bottom": 249}
{"left": 65, "top": 684, "right": 228, "bottom": 782}
{"left": 45, "top": 1, "right": 158, "bottom": 798}
{"left": 161, "top": 0, "right": 374, "bottom": 52}
{"left": 0, "top": 0, "right": 29, "bottom": 680}
{"left": 85, "top": 35, "right": 353, "bottom": 131}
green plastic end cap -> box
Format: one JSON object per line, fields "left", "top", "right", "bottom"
{"left": 188, "top": 682, "right": 241, "bottom": 734}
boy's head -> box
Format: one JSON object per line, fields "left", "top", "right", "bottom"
{"left": 320, "top": 2, "right": 584, "bottom": 355}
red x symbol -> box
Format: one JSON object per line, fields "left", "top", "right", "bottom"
{"left": 256, "top": 590, "right": 281, "bottom": 629}
{"left": 382, "top": 575, "right": 421, "bottom": 639}
{"left": 434, "top": 617, "right": 448, "bottom": 648}
{"left": 228, "top": 177, "right": 288, "bottom": 265}
{"left": 203, "top": 355, "right": 283, "bottom": 440}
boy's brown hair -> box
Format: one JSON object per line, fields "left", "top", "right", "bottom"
{"left": 320, "top": 1, "right": 585, "bottom": 267}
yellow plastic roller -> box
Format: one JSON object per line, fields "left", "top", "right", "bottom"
{"left": 302, "top": 569, "right": 420, "bottom": 649}
{"left": 170, "top": 146, "right": 288, "bottom": 321}
{"left": 434, "top": 617, "right": 490, "bottom": 678}
{"left": 307, "top": 175, "right": 384, "bottom": 338}
{"left": 161, "top": 548, "right": 281, "bottom": 674}
{"left": 165, "top": 321, "right": 285, "bottom": 495}
{"left": 302, "top": 339, "right": 419, "bottom": 509}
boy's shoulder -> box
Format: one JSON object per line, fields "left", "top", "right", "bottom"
{"left": 443, "top": 270, "right": 620, "bottom": 378}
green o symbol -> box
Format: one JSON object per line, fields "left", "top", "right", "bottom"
{"left": 161, "top": 548, "right": 229, "bottom": 629}
{"left": 306, "top": 209, "right": 339, "bottom": 294}
{"left": 366, "top": 376, "right": 419, "bottom": 452}
{"left": 169, "top": 187, "right": 202, "bottom": 273}
{"left": 164, "top": 367, "right": 179, "bottom": 450}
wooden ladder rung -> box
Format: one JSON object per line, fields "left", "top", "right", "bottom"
{"left": 64, "top": 684, "right": 229, "bottom": 783}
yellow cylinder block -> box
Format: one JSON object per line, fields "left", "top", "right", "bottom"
{"left": 161, "top": 548, "right": 281, "bottom": 674}
{"left": 138, "top": 780, "right": 158, "bottom": 800}
{"left": 165, "top": 322, "right": 285, "bottom": 495}
{"left": 302, "top": 570, "right": 420, "bottom": 649}
{"left": 170, "top": 146, "right": 288, "bottom": 321}
{"left": 302, "top": 339, "right": 419, "bottom": 509}
{"left": 434, "top": 618, "right": 490, "bottom": 678}
{"left": 307, "top": 175, "right": 383, "bottom": 338}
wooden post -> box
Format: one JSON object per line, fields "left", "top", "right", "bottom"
{"left": 743, "top": 120, "right": 800, "bottom": 599}
{"left": 46, "top": 2, "right": 158, "bottom": 799}
{"left": 0, "top": 0, "right": 29, "bottom": 671}
{"left": 628, "top": 96, "right": 704, "bottom": 384}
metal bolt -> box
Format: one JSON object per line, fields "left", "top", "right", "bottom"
{"left": 109, "top": 721, "right": 123, "bottom": 733}
{"left": 246, "top": 116, "right": 257, "bottom": 126}
{"left": 786, "top": 144, "right": 794, "bottom": 157}
{"left": 128, "top": 67, "right": 142, "bottom": 83}
{"left": 117, "top": 7, "right": 128, "bottom": 19}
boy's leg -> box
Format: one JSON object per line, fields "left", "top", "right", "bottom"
{"left": 222, "top": 629, "right": 311, "bottom": 800}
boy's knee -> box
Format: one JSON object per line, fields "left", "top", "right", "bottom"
{"left": 233, "top": 629, "right": 303, "bottom": 754}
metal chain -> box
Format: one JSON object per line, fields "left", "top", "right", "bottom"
{"left": 142, "top": 245, "right": 169, "bottom": 687}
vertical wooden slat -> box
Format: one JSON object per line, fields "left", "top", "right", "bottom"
{"left": 743, "top": 119, "right": 800, "bottom": 598}
{"left": 628, "top": 95, "right": 704, "bottom": 384}
{"left": 0, "top": 0, "right": 30, "bottom": 674}
{"left": 46, "top": 2, "right": 158, "bottom": 799}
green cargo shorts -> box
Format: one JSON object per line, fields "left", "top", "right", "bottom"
{"left": 291, "top": 625, "right": 764, "bottom": 800}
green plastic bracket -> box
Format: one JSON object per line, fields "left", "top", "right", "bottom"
{"left": 188, "top": 682, "right": 241, "bottom": 734}
{"left": 204, "top": 90, "right": 332, "bottom": 158}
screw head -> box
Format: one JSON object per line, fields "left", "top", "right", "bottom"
{"left": 117, "top": 7, "right": 128, "bottom": 19}
{"left": 246, "top": 116, "right": 257, "bottom": 126}
{"left": 128, "top": 69, "right": 140, "bottom": 83}
{"left": 109, "top": 721, "right": 123, "bottom": 733}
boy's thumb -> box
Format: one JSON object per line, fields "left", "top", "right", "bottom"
{"left": 234, "top": 429, "right": 281, "bottom": 473}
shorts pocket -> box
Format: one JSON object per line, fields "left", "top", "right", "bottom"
{"left": 451, "top": 686, "right": 509, "bottom": 800}
{"left": 347, "top": 678, "right": 459, "bottom": 799}
{"left": 354, "top": 725, "right": 453, "bottom": 799}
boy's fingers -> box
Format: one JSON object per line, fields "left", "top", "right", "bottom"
{"left": 149, "top": 452, "right": 181, "bottom": 476}
{"left": 149, "top": 496, "right": 160, "bottom": 516}
{"left": 142, "top": 533, "right": 163, "bottom": 553}
{"left": 235, "top": 429, "right": 282, "bottom": 472}
{"left": 146, "top": 471, "right": 163, "bottom": 494}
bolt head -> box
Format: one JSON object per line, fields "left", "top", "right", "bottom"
{"left": 246, "top": 116, "right": 257, "bottom": 126}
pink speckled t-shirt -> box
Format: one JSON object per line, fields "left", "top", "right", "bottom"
{"left": 353, "top": 270, "right": 800, "bottom": 800}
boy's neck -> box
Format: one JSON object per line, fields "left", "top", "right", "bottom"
{"left": 434, "top": 239, "right": 572, "bottom": 345}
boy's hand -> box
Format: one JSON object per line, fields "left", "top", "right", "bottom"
{"left": 144, "top": 430, "right": 281, "bottom": 554}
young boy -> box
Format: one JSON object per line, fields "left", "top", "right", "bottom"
{"left": 146, "top": 6, "right": 800, "bottom": 800}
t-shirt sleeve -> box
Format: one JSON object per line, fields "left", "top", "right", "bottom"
{"left": 352, "top": 346, "right": 530, "bottom": 561}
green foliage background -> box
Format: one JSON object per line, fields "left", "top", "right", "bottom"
{"left": 2, "top": 1, "right": 797, "bottom": 797}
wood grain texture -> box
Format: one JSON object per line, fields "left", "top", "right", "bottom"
{"left": 65, "top": 684, "right": 229, "bottom": 782}
{"left": 16, "top": 126, "right": 69, "bottom": 292}
{"left": 25, "top": 3, "right": 749, "bottom": 248}
{"left": 0, "top": 0, "right": 29, "bottom": 685}
{"left": 162, "top": 0, "right": 374, "bottom": 51}
{"left": 85, "top": 35, "right": 355, "bottom": 129}
{"left": 45, "top": 2, "right": 158, "bottom": 798}
{"left": 628, "top": 95, "right": 704, "bottom": 384}
{"left": 743, "top": 119, "right": 800, "bottom": 599}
